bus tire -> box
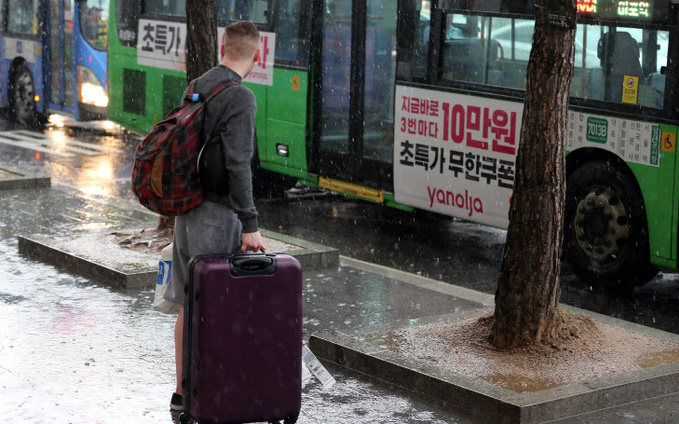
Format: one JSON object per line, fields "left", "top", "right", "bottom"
{"left": 564, "top": 160, "right": 658, "bottom": 290}
{"left": 8, "top": 62, "right": 41, "bottom": 128}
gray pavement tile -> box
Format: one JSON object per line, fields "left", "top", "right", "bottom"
{"left": 0, "top": 165, "right": 50, "bottom": 190}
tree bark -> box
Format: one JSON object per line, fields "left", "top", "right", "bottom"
{"left": 490, "top": 2, "right": 576, "bottom": 349}
{"left": 157, "top": 215, "right": 175, "bottom": 231}
{"left": 186, "top": 0, "right": 218, "bottom": 83}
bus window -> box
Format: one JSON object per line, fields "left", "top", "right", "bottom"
{"left": 491, "top": 18, "right": 534, "bottom": 62}
{"left": 569, "top": 24, "right": 599, "bottom": 99}
{"left": 640, "top": 29, "right": 669, "bottom": 109}
{"left": 415, "top": 1, "right": 430, "bottom": 79}
{"left": 574, "top": 25, "right": 668, "bottom": 109}
{"left": 319, "top": 0, "right": 352, "bottom": 153}
{"left": 79, "top": 0, "right": 110, "bottom": 50}
{"left": 488, "top": 17, "right": 534, "bottom": 89}
{"left": 440, "top": 14, "right": 498, "bottom": 85}
{"left": 216, "top": 0, "right": 268, "bottom": 23}
{"left": 8, "top": 0, "right": 39, "bottom": 35}
{"left": 117, "top": 0, "right": 142, "bottom": 46}
{"left": 145, "top": 0, "right": 185, "bottom": 16}
{"left": 0, "top": 1, "right": 5, "bottom": 32}
{"left": 396, "top": 0, "right": 429, "bottom": 81}
{"left": 274, "top": 0, "right": 310, "bottom": 67}
{"left": 49, "top": 0, "right": 76, "bottom": 108}
{"left": 363, "top": 0, "right": 397, "bottom": 163}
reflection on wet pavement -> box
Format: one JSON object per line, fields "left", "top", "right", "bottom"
{"left": 0, "top": 120, "right": 470, "bottom": 422}
{"left": 0, "top": 117, "right": 140, "bottom": 201}
{"left": 2, "top": 116, "right": 679, "bottom": 423}
{"left": 0, "top": 237, "right": 468, "bottom": 423}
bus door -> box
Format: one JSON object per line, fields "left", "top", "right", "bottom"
{"left": 311, "top": 0, "right": 397, "bottom": 195}
{"left": 46, "top": 0, "right": 76, "bottom": 114}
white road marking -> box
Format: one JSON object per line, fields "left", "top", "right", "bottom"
{"left": 0, "top": 130, "right": 124, "bottom": 157}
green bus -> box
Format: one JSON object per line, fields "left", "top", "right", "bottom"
{"left": 108, "top": 0, "right": 678, "bottom": 289}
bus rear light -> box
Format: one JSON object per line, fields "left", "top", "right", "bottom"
{"left": 34, "top": 95, "right": 40, "bottom": 102}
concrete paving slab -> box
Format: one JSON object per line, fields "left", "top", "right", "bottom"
{"left": 0, "top": 165, "right": 50, "bottom": 190}
{"left": 309, "top": 258, "right": 679, "bottom": 424}
{"left": 17, "top": 228, "right": 339, "bottom": 288}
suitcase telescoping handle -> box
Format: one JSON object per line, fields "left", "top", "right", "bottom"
{"left": 229, "top": 252, "right": 278, "bottom": 276}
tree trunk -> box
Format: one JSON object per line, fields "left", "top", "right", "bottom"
{"left": 186, "top": 0, "right": 218, "bottom": 83}
{"left": 157, "top": 215, "right": 175, "bottom": 231}
{"left": 490, "top": 2, "right": 576, "bottom": 350}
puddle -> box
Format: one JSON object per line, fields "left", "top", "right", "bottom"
{"left": 483, "top": 374, "right": 563, "bottom": 393}
{"left": 0, "top": 292, "right": 27, "bottom": 304}
{"left": 487, "top": 347, "right": 679, "bottom": 393}
{"left": 637, "top": 348, "right": 679, "bottom": 368}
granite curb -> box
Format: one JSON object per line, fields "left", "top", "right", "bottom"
{"left": 17, "top": 228, "right": 339, "bottom": 288}
{"left": 0, "top": 165, "right": 50, "bottom": 190}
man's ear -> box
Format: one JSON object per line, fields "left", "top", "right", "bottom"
{"left": 253, "top": 48, "right": 261, "bottom": 64}
{"left": 220, "top": 31, "right": 227, "bottom": 60}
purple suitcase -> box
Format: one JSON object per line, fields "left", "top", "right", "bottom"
{"left": 180, "top": 252, "right": 302, "bottom": 424}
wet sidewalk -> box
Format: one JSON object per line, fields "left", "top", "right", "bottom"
{"left": 0, "top": 178, "right": 478, "bottom": 423}
{"left": 2, "top": 172, "right": 679, "bottom": 423}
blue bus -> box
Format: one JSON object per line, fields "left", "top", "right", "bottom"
{"left": 0, "top": 0, "right": 109, "bottom": 127}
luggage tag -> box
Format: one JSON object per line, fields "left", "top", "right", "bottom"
{"left": 302, "top": 338, "right": 336, "bottom": 388}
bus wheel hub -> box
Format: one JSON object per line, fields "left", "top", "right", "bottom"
{"left": 574, "top": 187, "right": 630, "bottom": 264}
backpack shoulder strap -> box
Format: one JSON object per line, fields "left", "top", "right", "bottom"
{"left": 204, "top": 80, "right": 240, "bottom": 102}
{"left": 184, "top": 79, "right": 239, "bottom": 104}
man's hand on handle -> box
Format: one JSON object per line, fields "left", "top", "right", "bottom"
{"left": 241, "top": 231, "right": 266, "bottom": 252}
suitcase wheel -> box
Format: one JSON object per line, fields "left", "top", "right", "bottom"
{"left": 268, "top": 410, "right": 299, "bottom": 424}
{"left": 282, "top": 410, "right": 300, "bottom": 424}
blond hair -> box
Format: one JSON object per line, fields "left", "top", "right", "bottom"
{"left": 222, "top": 21, "right": 261, "bottom": 61}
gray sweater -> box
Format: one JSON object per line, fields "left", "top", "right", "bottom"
{"left": 187, "top": 65, "right": 258, "bottom": 233}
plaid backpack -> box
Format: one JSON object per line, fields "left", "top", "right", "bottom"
{"left": 131, "top": 79, "right": 237, "bottom": 216}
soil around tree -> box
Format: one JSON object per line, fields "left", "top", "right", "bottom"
{"left": 386, "top": 313, "right": 679, "bottom": 393}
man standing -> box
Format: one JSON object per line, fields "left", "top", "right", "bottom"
{"left": 162, "top": 20, "right": 266, "bottom": 412}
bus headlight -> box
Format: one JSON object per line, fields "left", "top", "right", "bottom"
{"left": 78, "top": 65, "right": 108, "bottom": 107}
